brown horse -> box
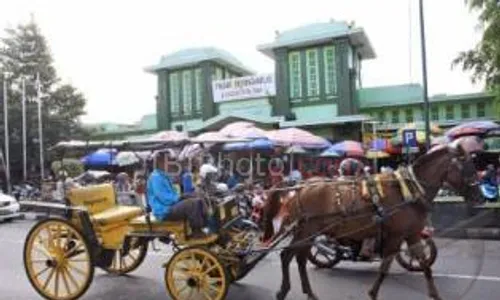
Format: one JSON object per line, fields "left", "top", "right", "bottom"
{"left": 262, "top": 143, "right": 482, "bottom": 300}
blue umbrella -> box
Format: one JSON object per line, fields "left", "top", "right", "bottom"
{"left": 319, "top": 147, "right": 341, "bottom": 157}
{"left": 81, "top": 148, "right": 118, "bottom": 167}
{"left": 249, "top": 138, "right": 274, "bottom": 150}
{"left": 223, "top": 138, "right": 274, "bottom": 151}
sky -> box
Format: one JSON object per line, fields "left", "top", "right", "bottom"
{"left": 0, "top": 0, "right": 483, "bottom": 124}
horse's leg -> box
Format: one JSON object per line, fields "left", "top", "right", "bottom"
{"left": 296, "top": 246, "right": 318, "bottom": 300}
{"left": 407, "top": 235, "right": 442, "bottom": 300}
{"left": 368, "top": 237, "right": 400, "bottom": 300}
{"left": 276, "top": 247, "right": 296, "bottom": 300}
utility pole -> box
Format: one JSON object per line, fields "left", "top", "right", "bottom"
{"left": 36, "top": 73, "right": 44, "bottom": 180}
{"left": 2, "top": 73, "right": 11, "bottom": 193}
{"left": 419, "top": 0, "right": 431, "bottom": 150}
{"left": 21, "top": 77, "right": 27, "bottom": 181}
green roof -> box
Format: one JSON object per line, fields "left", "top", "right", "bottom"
{"left": 257, "top": 21, "right": 376, "bottom": 59}
{"left": 358, "top": 84, "right": 493, "bottom": 109}
{"left": 145, "top": 47, "right": 253, "bottom": 75}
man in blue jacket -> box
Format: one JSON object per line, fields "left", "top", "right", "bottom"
{"left": 147, "top": 149, "right": 207, "bottom": 237}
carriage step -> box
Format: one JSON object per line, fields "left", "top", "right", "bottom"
{"left": 128, "top": 231, "right": 171, "bottom": 238}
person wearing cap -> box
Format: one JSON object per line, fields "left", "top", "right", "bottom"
{"left": 147, "top": 149, "right": 207, "bottom": 237}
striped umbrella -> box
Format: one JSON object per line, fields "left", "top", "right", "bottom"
{"left": 445, "top": 121, "right": 500, "bottom": 139}
{"left": 328, "top": 140, "right": 365, "bottom": 157}
{"left": 219, "top": 122, "right": 255, "bottom": 136}
{"left": 265, "top": 128, "right": 331, "bottom": 149}
{"left": 149, "top": 130, "right": 189, "bottom": 142}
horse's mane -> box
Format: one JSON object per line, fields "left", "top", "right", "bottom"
{"left": 412, "top": 145, "right": 449, "bottom": 169}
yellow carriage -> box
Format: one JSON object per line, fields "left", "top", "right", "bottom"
{"left": 21, "top": 139, "right": 266, "bottom": 300}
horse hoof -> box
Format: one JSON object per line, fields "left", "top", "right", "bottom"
{"left": 276, "top": 291, "right": 286, "bottom": 300}
{"left": 368, "top": 289, "right": 377, "bottom": 300}
{"left": 307, "top": 294, "right": 319, "bottom": 300}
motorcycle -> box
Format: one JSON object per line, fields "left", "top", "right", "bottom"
{"left": 308, "top": 226, "right": 437, "bottom": 272}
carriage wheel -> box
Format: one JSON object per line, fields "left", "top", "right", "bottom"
{"left": 165, "top": 247, "right": 229, "bottom": 300}
{"left": 396, "top": 237, "right": 438, "bottom": 272}
{"left": 23, "top": 218, "right": 94, "bottom": 300}
{"left": 103, "top": 239, "right": 148, "bottom": 275}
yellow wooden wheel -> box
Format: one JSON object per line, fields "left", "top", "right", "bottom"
{"left": 165, "top": 247, "right": 229, "bottom": 300}
{"left": 104, "top": 238, "right": 148, "bottom": 275}
{"left": 23, "top": 218, "right": 94, "bottom": 300}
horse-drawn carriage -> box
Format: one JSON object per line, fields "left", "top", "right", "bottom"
{"left": 20, "top": 139, "right": 280, "bottom": 300}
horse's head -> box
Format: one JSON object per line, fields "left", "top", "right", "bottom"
{"left": 444, "top": 142, "right": 482, "bottom": 203}
{"left": 416, "top": 142, "right": 482, "bottom": 204}
{"left": 260, "top": 182, "right": 297, "bottom": 242}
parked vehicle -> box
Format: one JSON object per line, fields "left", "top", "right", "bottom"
{"left": 0, "top": 192, "right": 22, "bottom": 222}
{"left": 308, "top": 226, "right": 437, "bottom": 272}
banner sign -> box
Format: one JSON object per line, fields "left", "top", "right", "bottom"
{"left": 212, "top": 73, "right": 276, "bottom": 103}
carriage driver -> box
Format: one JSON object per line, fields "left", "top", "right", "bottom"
{"left": 339, "top": 158, "right": 376, "bottom": 260}
{"left": 147, "top": 149, "right": 209, "bottom": 238}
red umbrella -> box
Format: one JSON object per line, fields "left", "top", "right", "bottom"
{"left": 445, "top": 121, "right": 499, "bottom": 139}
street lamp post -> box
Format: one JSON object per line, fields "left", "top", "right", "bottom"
{"left": 21, "top": 77, "right": 27, "bottom": 181}
{"left": 36, "top": 73, "right": 44, "bottom": 180}
{"left": 419, "top": 0, "right": 431, "bottom": 151}
{"left": 2, "top": 73, "right": 11, "bottom": 193}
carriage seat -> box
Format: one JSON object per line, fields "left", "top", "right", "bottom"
{"left": 67, "top": 183, "right": 144, "bottom": 226}
{"left": 129, "top": 215, "right": 186, "bottom": 235}
{"left": 92, "top": 206, "right": 144, "bottom": 226}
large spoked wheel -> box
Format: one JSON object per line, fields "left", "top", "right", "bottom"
{"left": 307, "top": 236, "right": 341, "bottom": 269}
{"left": 103, "top": 238, "right": 148, "bottom": 275}
{"left": 23, "top": 218, "right": 94, "bottom": 300}
{"left": 165, "top": 247, "right": 229, "bottom": 300}
{"left": 396, "top": 237, "right": 438, "bottom": 272}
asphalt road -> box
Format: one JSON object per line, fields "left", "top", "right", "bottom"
{"left": 2, "top": 219, "right": 500, "bottom": 300}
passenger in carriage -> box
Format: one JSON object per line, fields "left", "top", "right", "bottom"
{"left": 339, "top": 157, "right": 376, "bottom": 260}
{"left": 147, "top": 149, "right": 209, "bottom": 238}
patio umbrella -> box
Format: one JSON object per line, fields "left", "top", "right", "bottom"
{"left": 191, "top": 131, "right": 249, "bottom": 143}
{"left": 329, "top": 140, "right": 365, "bottom": 157}
{"left": 445, "top": 121, "right": 500, "bottom": 139}
{"left": 285, "top": 145, "right": 307, "bottom": 154}
{"left": 366, "top": 150, "right": 390, "bottom": 159}
{"left": 149, "top": 130, "right": 189, "bottom": 142}
{"left": 178, "top": 144, "right": 205, "bottom": 161}
{"left": 455, "top": 136, "right": 485, "bottom": 153}
{"left": 114, "top": 151, "right": 141, "bottom": 166}
{"left": 319, "top": 147, "right": 341, "bottom": 157}
{"left": 265, "top": 128, "right": 331, "bottom": 149}
{"left": 219, "top": 122, "right": 255, "bottom": 136}
{"left": 81, "top": 148, "right": 118, "bottom": 167}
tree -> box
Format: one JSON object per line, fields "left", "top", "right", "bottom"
{"left": 453, "top": 0, "right": 500, "bottom": 116}
{"left": 0, "top": 18, "right": 88, "bottom": 181}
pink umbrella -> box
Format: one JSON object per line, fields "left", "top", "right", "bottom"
{"left": 191, "top": 131, "right": 249, "bottom": 143}
{"left": 219, "top": 122, "right": 255, "bottom": 136}
{"left": 455, "top": 136, "right": 485, "bottom": 153}
{"left": 329, "top": 140, "right": 365, "bottom": 157}
{"left": 265, "top": 128, "right": 330, "bottom": 149}
{"left": 150, "top": 130, "right": 189, "bottom": 142}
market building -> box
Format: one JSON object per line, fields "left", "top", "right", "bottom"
{"left": 89, "top": 20, "right": 497, "bottom": 141}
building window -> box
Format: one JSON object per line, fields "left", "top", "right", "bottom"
{"left": 477, "top": 102, "right": 485, "bottom": 118}
{"left": 288, "top": 51, "right": 302, "bottom": 99}
{"left": 405, "top": 108, "right": 414, "bottom": 123}
{"left": 182, "top": 70, "right": 192, "bottom": 115}
{"left": 445, "top": 105, "right": 453, "bottom": 120}
{"left": 214, "top": 67, "right": 223, "bottom": 81}
{"left": 324, "top": 46, "right": 337, "bottom": 95}
{"left": 461, "top": 103, "right": 470, "bottom": 119}
{"left": 306, "top": 49, "right": 319, "bottom": 97}
{"left": 194, "top": 68, "right": 202, "bottom": 113}
{"left": 391, "top": 110, "right": 399, "bottom": 123}
{"left": 431, "top": 106, "right": 439, "bottom": 121}
{"left": 377, "top": 111, "right": 384, "bottom": 122}
{"left": 169, "top": 72, "right": 180, "bottom": 116}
